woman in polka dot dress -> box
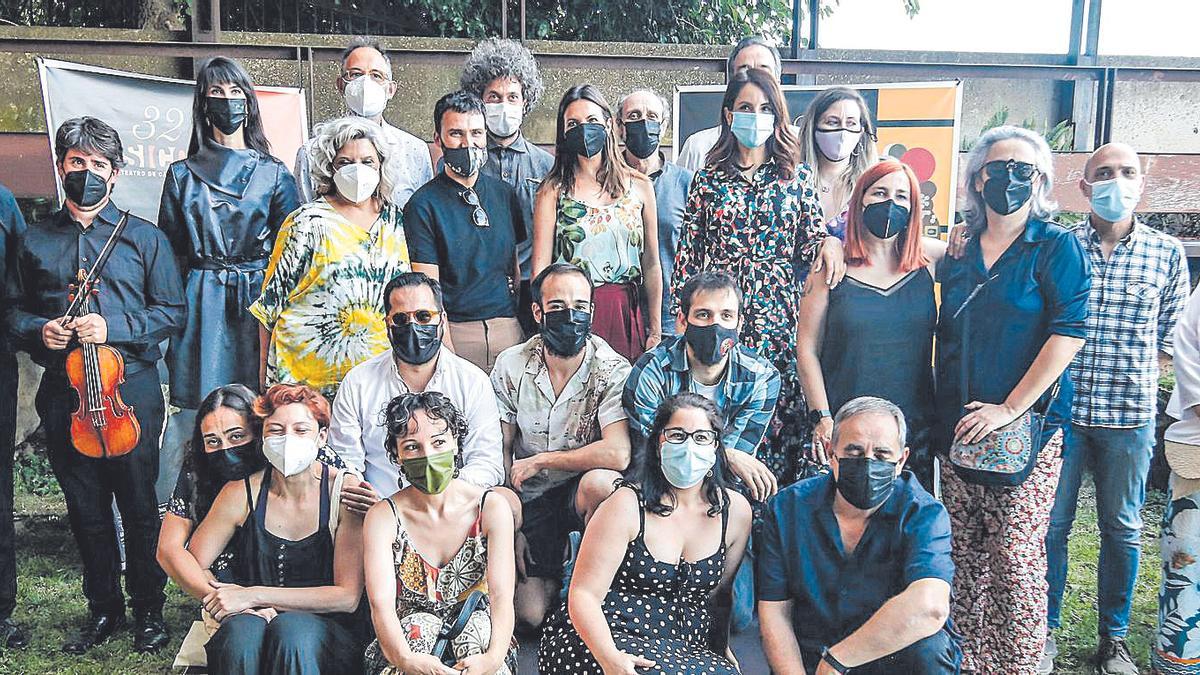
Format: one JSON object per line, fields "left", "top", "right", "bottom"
{"left": 538, "top": 393, "right": 752, "bottom": 674}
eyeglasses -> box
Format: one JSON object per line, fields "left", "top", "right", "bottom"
{"left": 983, "top": 159, "right": 1039, "bottom": 181}
{"left": 389, "top": 310, "right": 442, "bottom": 326}
{"left": 662, "top": 428, "right": 718, "bottom": 446}
{"left": 459, "top": 189, "right": 490, "bottom": 228}
{"left": 341, "top": 70, "right": 392, "bottom": 86}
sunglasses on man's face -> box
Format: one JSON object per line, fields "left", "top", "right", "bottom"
{"left": 983, "top": 159, "right": 1038, "bottom": 182}
{"left": 390, "top": 310, "right": 441, "bottom": 326}
{"left": 459, "top": 189, "right": 490, "bottom": 228}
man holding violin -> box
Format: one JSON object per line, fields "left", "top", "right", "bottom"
{"left": 4, "top": 117, "right": 184, "bottom": 654}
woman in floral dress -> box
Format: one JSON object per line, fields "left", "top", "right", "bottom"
{"left": 363, "top": 392, "right": 517, "bottom": 675}
{"left": 673, "top": 68, "right": 844, "bottom": 486}
{"left": 250, "top": 116, "right": 410, "bottom": 401}
{"left": 531, "top": 83, "right": 663, "bottom": 362}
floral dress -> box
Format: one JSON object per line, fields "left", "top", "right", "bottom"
{"left": 1154, "top": 479, "right": 1200, "bottom": 674}
{"left": 673, "top": 160, "right": 826, "bottom": 484}
{"left": 363, "top": 491, "right": 517, "bottom": 674}
{"left": 250, "top": 197, "right": 410, "bottom": 401}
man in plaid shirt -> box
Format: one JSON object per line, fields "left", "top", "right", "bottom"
{"left": 1043, "top": 143, "right": 1191, "bottom": 675}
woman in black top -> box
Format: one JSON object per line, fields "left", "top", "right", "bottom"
{"left": 796, "top": 160, "right": 945, "bottom": 486}
{"left": 188, "top": 383, "right": 365, "bottom": 675}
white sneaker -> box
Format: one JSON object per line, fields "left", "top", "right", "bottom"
{"left": 1037, "top": 633, "right": 1058, "bottom": 674}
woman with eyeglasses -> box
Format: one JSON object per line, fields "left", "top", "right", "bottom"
{"left": 530, "top": 84, "right": 664, "bottom": 363}
{"left": 539, "top": 393, "right": 751, "bottom": 674}
{"left": 250, "top": 116, "right": 410, "bottom": 402}
{"left": 933, "top": 125, "right": 1090, "bottom": 672}
{"left": 795, "top": 87, "right": 880, "bottom": 238}
{"left": 158, "top": 57, "right": 299, "bottom": 500}
{"left": 673, "top": 68, "right": 845, "bottom": 489}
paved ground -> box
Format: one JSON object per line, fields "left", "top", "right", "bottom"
{"left": 515, "top": 620, "right": 771, "bottom": 673}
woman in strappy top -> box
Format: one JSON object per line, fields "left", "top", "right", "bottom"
{"left": 187, "top": 383, "right": 367, "bottom": 674}
{"left": 363, "top": 391, "right": 517, "bottom": 675}
{"left": 796, "top": 160, "right": 946, "bottom": 490}
{"left": 539, "top": 393, "right": 752, "bottom": 674}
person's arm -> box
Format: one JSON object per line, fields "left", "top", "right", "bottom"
{"left": 510, "top": 420, "right": 631, "bottom": 491}
{"left": 457, "top": 376, "right": 506, "bottom": 488}
{"left": 722, "top": 360, "right": 782, "bottom": 502}
{"left": 455, "top": 492, "right": 517, "bottom": 674}
{"left": 795, "top": 172, "right": 841, "bottom": 289}
{"left": 103, "top": 227, "right": 185, "bottom": 348}
{"left": 1158, "top": 241, "right": 1191, "bottom": 359}
{"left": 530, "top": 182, "right": 558, "bottom": 280}
{"left": 795, "top": 278, "right": 833, "bottom": 460}
{"left": 156, "top": 513, "right": 216, "bottom": 601}
{"left": 188, "top": 479, "right": 251, "bottom": 571}
{"left": 757, "top": 495, "right": 806, "bottom": 675}
{"left": 3, "top": 233, "right": 53, "bottom": 348}
{"left": 293, "top": 144, "right": 316, "bottom": 204}
{"left": 567, "top": 489, "right": 654, "bottom": 674}
{"left": 328, "top": 376, "right": 366, "bottom": 473}
{"left": 921, "top": 236, "right": 948, "bottom": 278}
{"left": 761, "top": 599, "right": 807, "bottom": 675}
{"left": 821, "top": 579, "right": 950, "bottom": 671}
{"left": 620, "top": 356, "right": 665, "bottom": 461}
{"left": 671, "top": 175, "right": 708, "bottom": 313}
{"left": 157, "top": 167, "right": 189, "bottom": 266}
{"left": 709, "top": 492, "right": 752, "bottom": 662}
{"left": 637, "top": 179, "right": 663, "bottom": 349}
{"left": 249, "top": 210, "right": 315, "bottom": 388}
{"left": 269, "top": 162, "right": 301, "bottom": 236}
{"left": 1172, "top": 285, "right": 1200, "bottom": 417}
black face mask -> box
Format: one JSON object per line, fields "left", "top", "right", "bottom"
{"left": 684, "top": 322, "right": 739, "bottom": 366}
{"left": 623, "top": 119, "right": 661, "bottom": 160}
{"left": 564, "top": 122, "right": 608, "bottom": 158}
{"left": 442, "top": 146, "right": 487, "bottom": 178}
{"left": 206, "top": 96, "right": 248, "bottom": 135}
{"left": 835, "top": 456, "right": 898, "bottom": 510}
{"left": 199, "top": 439, "right": 265, "bottom": 483}
{"left": 389, "top": 322, "right": 442, "bottom": 365}
{"left": 982, "top": 172, "right": 1033, "bottom": 216}
{"left": 862, "top": 200, "right": 910, "bottom": 240}
{"left": 541, "top": 308, "right": 592, "bottom": 357}
{"left": 62, "top": 169, "right": 110, "bottom": 208}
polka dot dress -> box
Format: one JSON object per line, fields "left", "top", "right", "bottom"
{"left": 538, "top": 487, "right": 737, "bottom": 674}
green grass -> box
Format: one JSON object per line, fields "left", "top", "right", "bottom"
{"left": 0, "top": 467, "right": 1171, "bottom": 673}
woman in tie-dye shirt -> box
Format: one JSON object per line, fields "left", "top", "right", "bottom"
{"left": 251, "top": 117, "right": 411, "bottom": 401}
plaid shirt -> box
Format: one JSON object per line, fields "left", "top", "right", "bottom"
{"left": 623, "top": 335, "right": 781, "bottom": 456}
{"left": 1070, "top": 220, "right": 1190, "bottom": 427}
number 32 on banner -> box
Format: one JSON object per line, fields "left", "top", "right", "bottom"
{"left": 132, "top": 106, "right": 186, "bottom": 142}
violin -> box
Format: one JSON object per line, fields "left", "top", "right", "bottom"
{"left": 62, "top": 215, "right": 141, "bottom": 459}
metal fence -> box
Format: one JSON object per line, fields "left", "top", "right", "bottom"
{"left": 0, "top": 0, "right": 142, "bottom": 28}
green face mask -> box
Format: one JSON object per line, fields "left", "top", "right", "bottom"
{"left": 400, "top": 450, "right": 456, "bottom": 494}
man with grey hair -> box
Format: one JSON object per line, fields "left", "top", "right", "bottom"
{"left": 294, "top": 37, "right": 433, "bottom": 207}
{"left": 757, "top": 396, "right": 960, "bottom": 675}
{"left": 617, "top": 88, "right": 694, "bottom": 338}
{"left": 675, "top": 36, "right": 783, "bottom": 172}
{"left": 460, "top": 37, "right": 553, "bottom": 335}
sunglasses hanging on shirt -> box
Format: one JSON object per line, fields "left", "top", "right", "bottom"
{"left": 458, "top": 188, "right": 490, "bottom": 228}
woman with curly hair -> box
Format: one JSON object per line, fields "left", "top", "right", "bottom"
{"left": 363, "top": 391, "right": 517, "bottom": 675}
{"left": 250, "top": 116, "right": 411, "bottom": 401}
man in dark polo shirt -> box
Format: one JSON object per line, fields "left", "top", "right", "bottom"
{"left": 757, "top": 396, "right": 960, "bottom": 675}
{"left": 405, "top": 90, "right": 525, "bottom": 372}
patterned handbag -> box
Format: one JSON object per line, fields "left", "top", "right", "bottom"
{"left": 948, "top": 277, "right": 1056, "bottom": 487}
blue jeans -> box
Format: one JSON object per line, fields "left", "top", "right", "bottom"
{"left": 1045, "top": 422, "right": 1154, "bottom": 638}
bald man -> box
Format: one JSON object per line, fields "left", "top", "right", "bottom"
{"left": 1041, "top": 143, "right": 1190, "bottom": 675}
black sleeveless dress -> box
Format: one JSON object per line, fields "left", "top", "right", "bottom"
{"left": 537, "top": 486, "right": 737, "bottom": 674}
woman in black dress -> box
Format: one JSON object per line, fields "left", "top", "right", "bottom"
{"left": 539, "top": 393, "right": 752, "bottom": 674}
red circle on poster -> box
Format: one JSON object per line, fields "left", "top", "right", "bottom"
{"left": 901, "top": 148, "right": 936, "bottom": 182}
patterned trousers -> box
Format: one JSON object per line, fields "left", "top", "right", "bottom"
{"left": 942, "top": 430, "right": 1064, "bottom": 675}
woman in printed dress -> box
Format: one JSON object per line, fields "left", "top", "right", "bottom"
{"left": 673, "top": 67, "right": 845, "bottom": 487}
{"left": 250, "top": 116, "right": 410, "bottom": 402}
{"left": 363, "top": 392, "right": 517, "bottom": 675}
{"left": 531, "top": 83, "right": 663, "bottom": 362}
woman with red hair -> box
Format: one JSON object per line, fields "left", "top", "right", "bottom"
{"left": 796, "top": 159, "right": 946, "bottom": 487}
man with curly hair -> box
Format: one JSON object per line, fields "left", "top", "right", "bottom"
{"left": 460, "top": 38, "right": 554, "bottom": 335}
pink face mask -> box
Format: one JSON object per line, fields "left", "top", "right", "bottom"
{"left": 815, "top": 128, "right": 863, "bottom": 162}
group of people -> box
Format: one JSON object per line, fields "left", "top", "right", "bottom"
{"left": 0, "top": 30, "right": 1196, "bottom": 675}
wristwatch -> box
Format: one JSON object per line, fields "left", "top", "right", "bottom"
{"left": 821, "top": 647, "right": 851, "bottom": 674}
{"left": 808, "top": 408, "right": 832, "bottom": 426}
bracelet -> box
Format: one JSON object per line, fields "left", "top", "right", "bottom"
{"left": 821, "top": 647, "right": 851, "bottom": 674}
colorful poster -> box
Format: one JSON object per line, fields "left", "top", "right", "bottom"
{"left": 674, "top": 81, "right": 963, "bottom": 238}
{"left": 37, "top": 58, "right": 307, "bottom": 222}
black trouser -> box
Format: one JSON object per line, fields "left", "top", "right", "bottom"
{"left": 0, "top": 351, "right": 16, "bottom": 622}
{"left": 36, "top": 366, "right": 167, "bottom": 616}
{"left": 802, "top": 628, "right": 962, "bottom": 675}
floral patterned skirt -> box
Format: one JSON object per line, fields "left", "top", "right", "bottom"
{"left": 363, "top": 608, "right": 517, "bottom": 674}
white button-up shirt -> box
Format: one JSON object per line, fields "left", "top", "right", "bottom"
{"left": 329, "top": 349, "right": 504, "bottom": 494}
{"left": 490, "top": 335, "right": 631, "bottom": 501}
{"left": 294, "top": 119, "right": 434, "bottom": 208}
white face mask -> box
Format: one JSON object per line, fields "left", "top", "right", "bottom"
{"left": 262, "top": 434, "right": 319, "bottom": 477}
{"left": 343, "top": 76, "right": 389, "bottom": 118}
{"left": 484, "top": 102, "right": 523, "bottom": 138}
{"left": 333, "top": 163, "right": 380, "bottom": 204}
{"left": 815, "top": 128, "right": 863, "bottom": 162}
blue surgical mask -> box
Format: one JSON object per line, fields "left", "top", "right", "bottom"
{"left": 660, "top": 439, "right": 717, "bottom": 489}
{"left": 729, "top": 111, "right": 775, "bottom": 149}
{"left": 1087, "top": 177, "right": 1140, "bottom": 223}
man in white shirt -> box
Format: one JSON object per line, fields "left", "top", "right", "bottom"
{"left": 676, "top": 36, "right": 783, "bottom": 172}
{"left": 329, "top": 272, "right": 504, "bottom": 499}
{"left": 294, "top": 37, "right": 433, "bottom": 207}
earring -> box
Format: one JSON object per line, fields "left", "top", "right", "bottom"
{"left": 706, "top": 469, "right": 713, "bottom": 478}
